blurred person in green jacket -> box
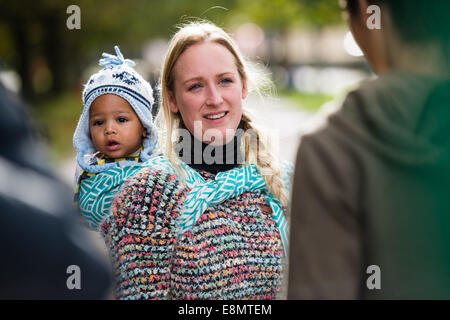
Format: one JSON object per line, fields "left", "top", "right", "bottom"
{"left": 288, "top": 0, "right": 450, "bottom": 299}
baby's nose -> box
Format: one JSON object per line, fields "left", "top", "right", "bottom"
{"left": 105, "top": 123, "right": 116, "bottom": 134}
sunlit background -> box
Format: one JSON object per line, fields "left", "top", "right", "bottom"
{"left": 0, "top": 0, "right": 371, "bottom": 184}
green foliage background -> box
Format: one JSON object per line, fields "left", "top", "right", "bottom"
{"left": 0, "top": 0, "right": 343, "bottom": 159}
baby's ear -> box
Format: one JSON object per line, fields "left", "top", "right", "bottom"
{"left": 143, "top": 128, "right": 147, "bottom": 138}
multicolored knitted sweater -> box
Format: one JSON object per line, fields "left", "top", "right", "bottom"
{"left": 100, "top": 165, "right": 288, "bottom": 299}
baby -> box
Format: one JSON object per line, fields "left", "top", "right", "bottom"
{"left": 73, "top": 46, "right": 158, "bottom": 230}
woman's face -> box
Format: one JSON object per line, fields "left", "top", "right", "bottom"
{"left": 169, "top": 41, "right": 247, "bottom": 145}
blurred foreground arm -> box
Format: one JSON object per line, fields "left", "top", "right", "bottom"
{"left": 0, "top": 83, "right": 111, "bottom": 299}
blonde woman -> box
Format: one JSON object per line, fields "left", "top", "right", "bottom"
{"left": 101, "top": 21, "right": 292, "bottom": 300}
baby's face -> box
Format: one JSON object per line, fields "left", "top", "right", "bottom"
{"left": 89, "top": 94, "right": 146, "bottom": 158}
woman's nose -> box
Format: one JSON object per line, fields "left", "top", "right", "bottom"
{"left": 205, "top": 85, "right": 224, "bottom": 106}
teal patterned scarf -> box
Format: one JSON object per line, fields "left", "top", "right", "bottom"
{"left": 77, "top": 155, "right": 292, "bottom": 255}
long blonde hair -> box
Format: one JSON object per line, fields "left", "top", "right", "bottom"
{"left": 157, "top": 20, "right": 288, "bottom": 207}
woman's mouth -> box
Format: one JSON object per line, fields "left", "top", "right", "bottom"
{"left": 204, "top": 111, "right": 227, "bottom": 120}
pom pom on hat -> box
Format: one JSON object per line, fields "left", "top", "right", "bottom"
{"left": 99, "top": 45, "right": 136, "bottom": 68}
{"left": 73, "top": 45, "right": 158, "bottom": 173}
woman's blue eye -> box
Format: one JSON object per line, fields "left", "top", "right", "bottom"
{"left": 221, "top": 78, "right": 232, "bottom": 84}
{"left": 188, "top": 84, "right": 201, "bottom": 91}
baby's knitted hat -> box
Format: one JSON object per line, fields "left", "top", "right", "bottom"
{"left": 73, "top": 46, "right": 158, "bottom": 173}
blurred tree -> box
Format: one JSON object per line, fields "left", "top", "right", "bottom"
{"left": 0, "top": 0, "right": 341, "bottom": 103}
{"left": 229, "top": 0, "right": 342, "bottom": 73}
{"left": 0, "top": 0, "right": 234, "bottom": 103}
{"left": 0, "top": 0, "right": 72, "bottom": 101}
{"left": 232, "top": 0, "right": 342, "bottom": 31}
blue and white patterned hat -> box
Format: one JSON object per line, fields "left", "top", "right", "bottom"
{"left": 73, "top": 45, "right": 158, "bottom": 173}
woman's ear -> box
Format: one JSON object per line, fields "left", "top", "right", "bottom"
{"left": 168, "top": 91, "right": 179, "bottom": 113}
{"left": 242, "top": 80, "right": 248, "bottom": 100}
{"left": 142, "top": 128, "right": 147, "bottom": 138}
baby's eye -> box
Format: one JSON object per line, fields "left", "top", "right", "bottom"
{"left": 92, "top": 120, "right": 104, "bottom": 126}
{"left": 117, "top": 117, "right": 128, "bottom": 123}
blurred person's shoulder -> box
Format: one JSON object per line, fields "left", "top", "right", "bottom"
{"left": 298, "top": 70, "right": 443, "bottom": 142}
{"left": 294, "top": 70, "right": 450, "bottom": 178}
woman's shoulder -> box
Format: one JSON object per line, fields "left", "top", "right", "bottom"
{"left": 101, "top": 165, "right": 190, "bottom": 235}
{"left": 281, "top": 160, "right": 294, "bottom": 176}
{"left": 120, "top": 163, "right": 187, "bottom": 198}
{"left": 280, "top": 160, "right": 294, "bottom": 194}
